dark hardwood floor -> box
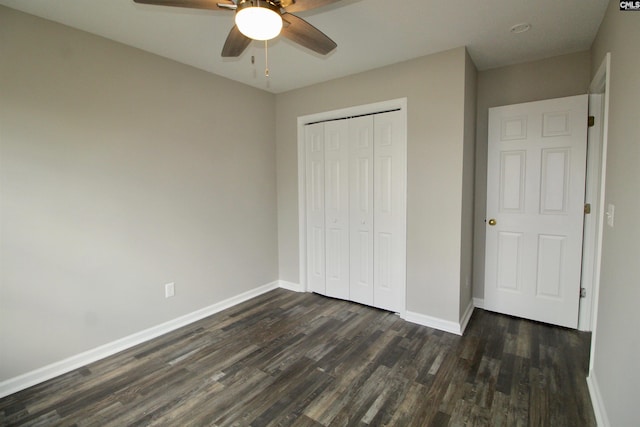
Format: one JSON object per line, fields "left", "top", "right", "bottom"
{"left": 0, "top": 289, "right": 595, "bottom": 426}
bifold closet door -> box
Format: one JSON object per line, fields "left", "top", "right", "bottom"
{"left": 305, "top": 120, "right": 350, "bottom": 299}
{"left": 349, "top": 115, "right": 375, "bottom": 306}
{"left": 323, "top": 120, "right": 350, "bottom": 299}
{"left": 373, "top": 110, "right": 406, "bottom": 313}
{"left": 305, "top": 109, "right": 406, "bottom": 313}
{"left": 305, "top": 122, "right": 326, "bottom": 294}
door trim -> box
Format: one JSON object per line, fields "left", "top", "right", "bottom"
{"left": 585, "top": 51, "right": 611, "bottom": 427}
{"left": 297, "top": 98, "right": 408, "bottom": 314}
{"left": 578, "top": 93, "right": 602, "bottom": 330}
{"left": 586, "top": 52, "right": 610, "bottom": 339}
{"left": 579, "top": 53, "right": 610, "bottom": 333}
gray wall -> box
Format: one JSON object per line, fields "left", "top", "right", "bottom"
{"left": 0, "top": 6, "right": 278, "bottom": 380}
{"left": 589, "top": 1, "right": 640, "bottom": 425}
{"left": 472, "top": 51, "right": 592, "bottom": 299}
{"left": 275, "top": 47, "right": 472, "bottom": 323}
{"left": 460, "top": 51, "right": 477, "bottom": 316}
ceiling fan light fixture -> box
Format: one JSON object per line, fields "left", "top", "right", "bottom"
{"left": 235, "top": 1, "right": 283, "bottom": 41}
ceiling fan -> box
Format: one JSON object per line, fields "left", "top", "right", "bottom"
{"left": 133, "top": 0, "right": 340, "bottom": 58}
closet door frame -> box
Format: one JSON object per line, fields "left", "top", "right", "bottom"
{"left": 297, "top": 98, "right": 407, "bottom": 315}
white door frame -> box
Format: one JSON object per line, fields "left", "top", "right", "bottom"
{"left": 578, "top": 55, "right": 607, "bottom": 331}
{"left": 580, "top": 54, "right": 610, "bottom": 336}
{"left": 584, "top": 53, "right": 611, "bottom": 427}
{"left": 577, "top": 93, "right": 602, "bottom": 330}
{"left": 297, "top": 98, "right": 408, "bottom": 312}
{"left": 578, "top": 53, "right": 610, "bottom": 332}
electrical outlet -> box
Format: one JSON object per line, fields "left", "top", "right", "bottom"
{"left": 165, "top": 282, "right": 175, "bottom": 298}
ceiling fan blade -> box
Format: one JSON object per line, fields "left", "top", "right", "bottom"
{"left": 221, "top": 25, "right": 252, "bottom": 57}
{"left": 281, "top": 0, "right": 341, "bottom": 13}
{"left": 217, "top": 2, "right": 237, "bottom": 10}
{"left": 280, "top": 13, "right": 336, "bottom": 55}
{"left": 133, "top": 0, "right": 223, "bottom": 11}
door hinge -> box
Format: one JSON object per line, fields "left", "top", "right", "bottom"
{"left": 584, "top": 203, "right": 591, "bottom": 214}
{"left": 588, "top": 116, "right": 595, "bottom": 127}
{"left": 580, "top": 288, "right": 587, "bottom": 298}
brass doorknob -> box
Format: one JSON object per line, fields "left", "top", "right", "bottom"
{"left": 488, "top": 218, "right": 497, "bottom": 226}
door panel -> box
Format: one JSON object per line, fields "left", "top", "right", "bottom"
{"left": 499, "top": 150, "right": 526, "bottom": 212}
{"left": 536, "top": 234, "right": 565, "bottom": 298}
{"left": 373, "top": 110, "right": 406, "bottom": 313}
{"left": 485, "top": 95, "right": 588, "bottom": 328}
{"left": 324, "top": 120, "right": 350, "bottom": 299}
{"left": 496, "top": 231, "right": 522, "bottom": 291}
{"left": 305, "top": 123, "right": 325, "bottom": 294}
{"left": 540, "top": 148, "right": 570, "bottom": 214}
{"left": 349, "top": 115, "right": 374, "bottom": 306}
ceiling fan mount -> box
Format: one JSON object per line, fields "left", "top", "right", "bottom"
{"left": 133, "top": 0, "right": 339, "bottom": 58}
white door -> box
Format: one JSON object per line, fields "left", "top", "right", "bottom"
{"left": 305, "top": 123, "right": 326, "bottom": 294}
{"left": 373, "top": 110, "right": 407, "bottom": 313}
{"left": 324, "top": 120, "right": 350, "bottom": 299}
{"left": 485, "top": 95, "right": 588, "bottom": 328}
{"left": 349, "top": 115, "right": 374, "bottom": 306}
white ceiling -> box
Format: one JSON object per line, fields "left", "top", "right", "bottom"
{"left": 0, "top": 0, "right": 609, "bottom": 93}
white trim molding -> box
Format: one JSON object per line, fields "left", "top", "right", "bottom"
{"left": 587, "top": 53, "right": 611, "bottom": 371}
{"left": 404, "top": 302, "right": 475, "bottom": 336}
{"left": 0, "top": 281, "right": 281, "bottom": 398}
{"left": 459, "top": 301, "right": 475, "bottom": 334}
{"left": 473, "top": 298, "right": 485, "bottom": 309}
{"left": 587, "top": 371, "right": 611, "bottom": 427}
{"left": 278, "top": 280, "right": 306, "bottom": 293}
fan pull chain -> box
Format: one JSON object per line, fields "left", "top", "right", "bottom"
{"left": 264, "top": 40, "right": 270, "bottom": 77}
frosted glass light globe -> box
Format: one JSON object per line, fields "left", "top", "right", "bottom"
{"left": 236, "top": 5, "right": 283, "bottom": 41}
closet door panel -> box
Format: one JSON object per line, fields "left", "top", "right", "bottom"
{"left": 349, "top": 115, "right": 375, "bottom": 306}
{"left": 305, "top": 123, "right": 326, "bottom": 294}
{"left": 373, "top": 110, "right": 406, "bottom": 313}
{"left": 324, "top": 120, "right": 350, "bottom": 299}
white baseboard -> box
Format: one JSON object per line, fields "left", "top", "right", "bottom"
{"left": 278, "top": 280, "right": 305, "bottom": 293}
{"left": 473, "top": 297, "right": 485, "bottom": 309}
{"left": 404, "top": 309, "right": 468, "bottom": 336}
{"left": 459, "top": 300, "right": 474, "bottom": 335}
{"left": 587, "top": 371, "right": 610, "bottom": 427}
{"left": 404, "top": 301, "right": 475, "bottom": 336}
{"left": 0, "top": 281, "right": 281, "bottom": 399}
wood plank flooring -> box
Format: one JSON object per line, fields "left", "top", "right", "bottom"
{"left": 0, "top": 289, "right": 595, "bottom": 426}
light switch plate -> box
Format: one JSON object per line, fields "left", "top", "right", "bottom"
{"left": 606, "top": 204, "right": 615, "bottom": 227}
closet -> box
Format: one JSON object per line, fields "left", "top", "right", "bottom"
{"left": 304, "top": 108, "right": 406, "bottom": 313}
